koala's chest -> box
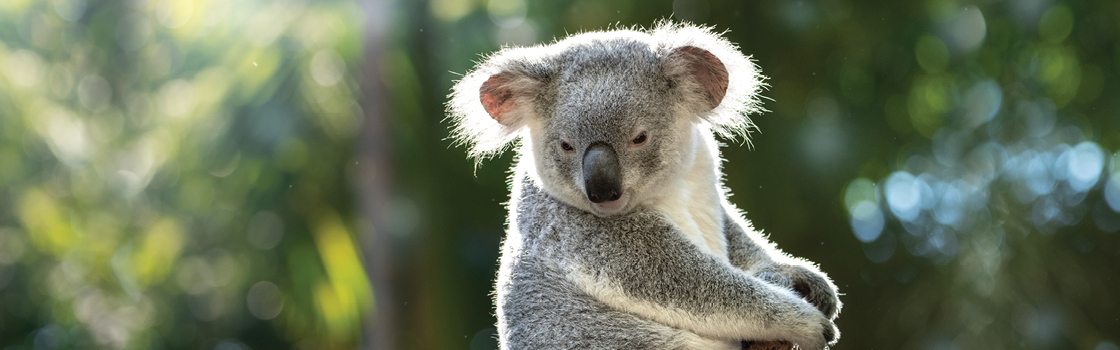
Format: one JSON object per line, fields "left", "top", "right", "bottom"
{"left": 651, "top": 178, "right": 728, "bottom": 261}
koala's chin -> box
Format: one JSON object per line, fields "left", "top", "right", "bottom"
{"left": 589, "top": 191, "right": 630, "bottom": 216}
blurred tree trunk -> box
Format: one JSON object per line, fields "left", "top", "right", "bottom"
{"left": 358, "top": 0, "right": 396, "bottom": 348}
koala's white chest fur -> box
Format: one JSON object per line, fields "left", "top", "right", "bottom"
{"left": 650, "top": 127, "right": 728, "bottom": 260}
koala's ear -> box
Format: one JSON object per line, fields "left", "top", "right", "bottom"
{"left": 654, "top": 22, "right": 766, "bottom": 142}
{"left": 479, "top": 72, "right": 521, "bottom": 126}
{"left": 448, "top": 49, "right": 549, "bottom": 162}
{"left": 667, "top": 46, "right": 729, "bottom": 111}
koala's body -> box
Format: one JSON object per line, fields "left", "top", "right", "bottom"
{"left": 449, "top": 23, "right": 841, "bottom": 350}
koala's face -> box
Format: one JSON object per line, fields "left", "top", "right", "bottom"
{"left": 458, "top": 30, "right": 746, "bottom": 217}
{"left": 527, "top": 55, "right": 696, "bottom": 217}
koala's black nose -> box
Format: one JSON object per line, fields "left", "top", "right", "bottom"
{"left": 582, "top": 142, "right": 622, "bottom": 203}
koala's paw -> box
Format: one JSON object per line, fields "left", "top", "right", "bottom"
{"left": 791, "top": 268, "right": 841, "bottom": 320}
{"left": 756, "top": 263, "right": 841, "bottom": 320}
{"left": 823, "top": 318, "right": 838, "bottom": 345}
{"left": 788, "top": 311, "right": 839, "bottom": 350}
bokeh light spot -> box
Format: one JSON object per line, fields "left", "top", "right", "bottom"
{"left": 1065, "top": 142, "right": 1104, "bottom": 192}
{"left": 1016, "top": 99, "right": 1057, "bottom": 138}
{"left": 158, "top": 79, "right": 195, "bottom": 118}
{"left": 34, "top": 325, "right": 67, "bottom": 349}
{"left": 933, "top": 181, "right": 965, "bottom": 227}
{"left": 915, "top": 35, "right": 949, "bottom": 73}
{"left": 495, "top": 19, "right": 539, "bottom": 46}
{"left": 1, "top": 0, "right": 34, "bottom": 12}
{"left": 311, "top": 50, "right": 346, "bottom": 87}
{"left": 488, "top": 0, "right": 527, "bottom": 28}
{"left": 1034, "top": 46, "right": 1081, "bottom": 108}
{"left": 886, "top": 172, "right": 922, "bottom": 221}
{"left": 1039, "top": 5, "right": 1073, "bottom": 43}
{"left": 470, "top": 327, "right": 500, "bottom": 350}
{"left": 157, "top": 0, "right": 194, "bottom": 29}
{"left": 7, "top": 50, "right": 44, "bottom": 87}
{"left": 431, "top": 0, "right": 474, "bottom": 22}
{"left": 941, "top": 6, "right": 986, "bottom": 52}
{"left": 1111, "top": 151, "right": 1120, "bottom": 175}
{"left": 908, "top": 75, "right": 954, "bottom": 137}
{"left": 247, "top": 211, "right": 285, "bottom": 250}
{"left": 45, "top": 108, "right": 92, "bottom": 168}
{"left": 843, "top": 178, "right": 879, "bottom": 214}
{"left": 247, "top": 281, "right": 284, "bottom": 320}
{"left": 52, "top": 0, "right": 86, "bottom": 21}
{"left": 850, "top": 201, "right": 885, "bottom": 243}
{"left": 248, "top": 7, "right": 285, "bottom": 47}
{"left": 1105, "top": 176, "right": 1120, "bottom": 212}
{"left": 961, "top": 80, "right": 1002, "bottom": 129}
{"left": 131, "top": 218, "right": 185, "bottom": 287}
{"left": 78, "top": 75, "right": 112, "bottom": 112}
{"left": 215, "top": 341, "right": 246, "bottom": 350}
{"left": 1095, "top": 341, "right": 1120, "bottom": 350}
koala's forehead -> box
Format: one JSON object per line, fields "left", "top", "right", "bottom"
{"left": 542, "top": 37, "right": 672, "bottom": 136}
{"left": 553, "top": 37, "right": 660, "bottom": 76}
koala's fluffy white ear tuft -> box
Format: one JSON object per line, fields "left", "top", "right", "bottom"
{"left": 448, "top": 48, "right": 550, "bottom": 163}
{"left": 656, "top": 22, "right": 766, "bottom": 142}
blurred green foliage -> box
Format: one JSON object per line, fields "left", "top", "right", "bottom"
{"left": 4, "top": 0, "right": 1120, "bottom": 349}
{"left": 0, "top": 0, "right": 371, "bottom": 349}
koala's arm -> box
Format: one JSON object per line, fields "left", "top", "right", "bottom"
{"left": 565, "top": 210, "right": 836, "bottom": 350}
{"left": 498, "top": 253, "right": 743, "bottom": 350}
{"left": 722, "top": 202, "right": 842, "bottom": 321}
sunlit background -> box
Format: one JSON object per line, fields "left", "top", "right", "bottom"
{"left": 1, "top": 0, "right": 1119, "bottom": 349}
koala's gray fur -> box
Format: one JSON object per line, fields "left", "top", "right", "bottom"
{"left": 449, "top": 22, "right": 842, "bottom": 350}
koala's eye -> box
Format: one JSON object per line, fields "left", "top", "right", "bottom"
{"left": 559, "top": 141, "right": 574, "bottom": 152}
{"left": 631, "top": 131, "right": 648, "bottom": 145}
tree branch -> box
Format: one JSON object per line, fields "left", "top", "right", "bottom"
{"left": 742, "top": 340, "right": 797, "bottom": 350}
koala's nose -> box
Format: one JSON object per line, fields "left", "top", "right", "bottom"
{"left": 582, "top": 142, "right": 622, "bottom": 203}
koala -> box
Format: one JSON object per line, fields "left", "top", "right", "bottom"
{"left": 448, "top": 22, "right": 841, "bottom": 350}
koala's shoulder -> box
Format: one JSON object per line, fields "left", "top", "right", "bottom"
{"left": 517, "top": 179, "right": 585, "bottom": 220}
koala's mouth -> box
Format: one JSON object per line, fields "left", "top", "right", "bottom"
{"left": 590, "top": 192, "right": 629, "bottom": 215}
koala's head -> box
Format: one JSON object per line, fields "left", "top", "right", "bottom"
{"left": 449, "top": 22, "right": 764, "bottom": 216}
